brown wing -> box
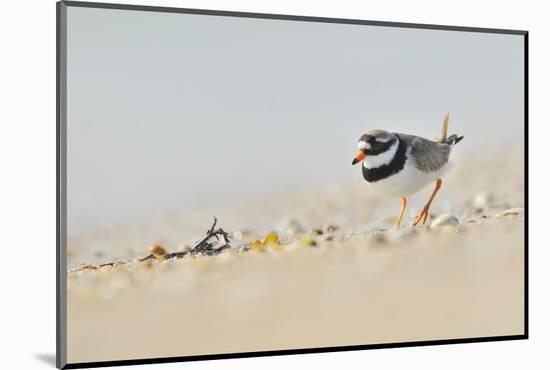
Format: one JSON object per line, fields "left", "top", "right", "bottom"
{"left": 397, "top": 133, "right": 450, "bottom": 173}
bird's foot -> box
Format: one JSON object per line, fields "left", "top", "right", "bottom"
{"left": 412, "top": 207, "right": 430, "bottom": 226}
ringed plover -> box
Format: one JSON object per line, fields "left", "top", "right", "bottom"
{"left": 352, "top": 112, "right": 463, "bottom": 227}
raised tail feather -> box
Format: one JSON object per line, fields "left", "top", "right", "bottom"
{"left": 438, "top": 111, "right": 463, "bottom": 147}
{"left": 439, "top": 111, "right": 450, "bottom": 143}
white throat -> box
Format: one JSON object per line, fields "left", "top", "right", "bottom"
{"left": 362, "top": 138, "right": 399, "bottom": 169}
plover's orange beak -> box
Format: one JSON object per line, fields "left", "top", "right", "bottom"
{"left": 352, "top": 150, "right": 366, "bottom": 165}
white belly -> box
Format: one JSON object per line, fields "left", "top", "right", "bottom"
{"left": 363, "top": 156, "right": 449, "bottom": 198}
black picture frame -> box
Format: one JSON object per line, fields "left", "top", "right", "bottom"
{"left": 56, "top": 1, "right": 529, "bottom": 368}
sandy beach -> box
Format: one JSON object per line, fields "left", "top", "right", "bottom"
{"left": 66, "top": 148, "right": 525, "bottom": 364}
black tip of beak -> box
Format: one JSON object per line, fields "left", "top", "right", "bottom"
{"left": 352, "top": 158, "right": 359, "bottom": 165}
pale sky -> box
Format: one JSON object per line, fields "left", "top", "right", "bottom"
{"left": 66, "top": 6, "right": 524, "bottom": 235}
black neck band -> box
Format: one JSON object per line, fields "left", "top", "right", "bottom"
{"left": 362, "top": 137, "right": 407, "bottom": 183}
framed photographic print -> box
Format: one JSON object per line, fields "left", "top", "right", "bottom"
{"left": 57, "top": 1, "right": 528, "bottom": 368}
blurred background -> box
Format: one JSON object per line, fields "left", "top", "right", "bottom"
{"left": 66, "top": 7, "right": 524, "bottom": 237}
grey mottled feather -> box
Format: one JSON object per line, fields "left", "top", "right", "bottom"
{"left": 396, "top": 133, "right": 451, "bottom": 173}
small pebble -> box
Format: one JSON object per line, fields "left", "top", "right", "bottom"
{"left": 263, "top": 232, "right": 279, "bottom": 245}
{"left": 465, "top": 217, "right": 486, "bottom": 224}
{"left": 430, "top": 214, "right": 459, "bottom": 228}
{"left": 78, "top": 263, "right": 98, "bottom": 271}
{"left": 276, "top": 218, "right": 305, "bottom": 235}
{"left": 496, "top": 208, "right": 524, "bottom": 218}
{"left": 250, "top": 240, "right": 264, "bottom": 251}
{"left": 322, "top": 224, "right": 339, "bottom": 234}
{"left": 473, "top": 191, "right": 495, "bottom": 211}
{"left": 238, "top": 244, "right": 251, "bottom": 252}
{"left": 298, "top": 236, "right": 317, "bottom": 247}
{"left": 149, "top": 244, "right": 167, "bottom": 258}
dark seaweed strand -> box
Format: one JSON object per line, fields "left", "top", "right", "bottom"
{"left": 362, "top": 136, "right": 407, "bottom": 183}
{"left": 164, "top": 218, "right": 231, "bottom": 259}
{"left": 66, "top": 219, "right": 232, "bottom": 273}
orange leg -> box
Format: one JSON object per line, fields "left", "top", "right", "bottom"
{"left": 394, "top": 196, "right": 408, "bottom": 228}
{"left": 413, "top": 179, "right": 443, "bottom": 226}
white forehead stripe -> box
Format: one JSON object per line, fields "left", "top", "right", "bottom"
{"left": 376, "top": 135, "right": 392, "bottom": 143}
{"left": 358, "top": 141, "right": 371, "bottom": 150}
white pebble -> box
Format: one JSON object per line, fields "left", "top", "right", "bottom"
{"left": 276, "top": 218, "right": 305, "bottom": 235}
{"left": 496, "top": 208, "right": 524, "bottom": 218}
{"left": 473, "top": 191, "right": 495, "bottom": 211}
{"left": 430, "top": 214, "right": 459, "bottom": 228}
